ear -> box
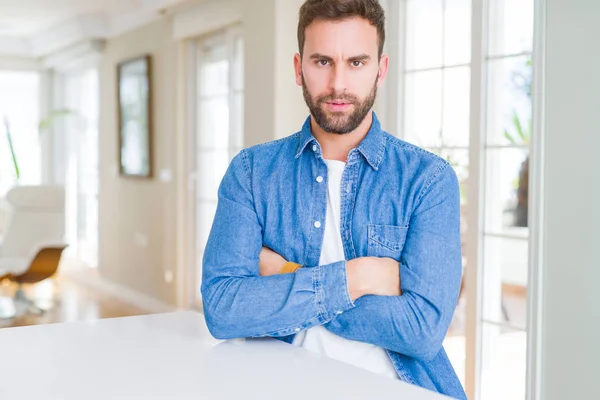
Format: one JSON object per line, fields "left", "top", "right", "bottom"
{"left": 377, "top": 54, "right": 390, "bottom": 87}
{"left": 294, "top": 53, "right": 303, "bottom": 87}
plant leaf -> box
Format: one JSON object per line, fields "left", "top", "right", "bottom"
{"left": 38, "top": 109, "right": 77, "bottom": 132}
{"left": 504, "top": 129, "right": 517, "bottom": 145}
{"left": 3, "top": 116, "right": 20, "bottom": 180}
{"left": 513, "top": 113, "right": 526, "bottom": 143}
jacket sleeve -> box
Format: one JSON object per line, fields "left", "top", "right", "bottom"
{"left": 201, "top": 150, "right": 355, "bottom": 340}
{"left": 324, "top": 163, "right": 463, "bottom": 360}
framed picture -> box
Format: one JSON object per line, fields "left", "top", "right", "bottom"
{"left": 117, "top": 54, "right": 153, "bottom": 178}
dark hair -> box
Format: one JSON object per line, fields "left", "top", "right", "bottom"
{"left": 298, "top": 0, "right": 386, "bottom": 58}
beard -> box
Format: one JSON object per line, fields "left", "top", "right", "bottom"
{"left": 302, "top": 76, "right": 378, "bottom": 135}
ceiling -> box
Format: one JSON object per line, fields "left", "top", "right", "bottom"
{"left": 0, "top": 0, "right": 140, "bottom": 37}
{"left": 0, "top": 0, "right": 189, "bottom": 57}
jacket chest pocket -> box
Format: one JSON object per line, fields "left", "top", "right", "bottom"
{"left": 367, "top": 224, "right": 409, "bottom": 260}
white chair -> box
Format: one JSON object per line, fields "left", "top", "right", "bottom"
{"left": 0, "top": 197, "right": 9, "bottom": 236}
{"left": 0, "top": 185, "right": 67, "bottom": 318}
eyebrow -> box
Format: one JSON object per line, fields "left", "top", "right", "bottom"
{"left": 309, "top": 53, "right": 372, "bottom": 62}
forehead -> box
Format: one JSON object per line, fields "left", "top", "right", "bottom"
{"left": 303, "top": 17, "right": 378, "bottom": 57}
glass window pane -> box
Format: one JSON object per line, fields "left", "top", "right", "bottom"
{"left": 196, "top": 28, "right": 244, "bottom": 304}
{"left": 196, "top": 200, "right": 218, "bottom": 302}
{"left": 404, "top": 70, "right": 442, "bottom": 147}
{"left": 0, "top": 71, "right": 40, "bottom": 195}
{"left": 440, "top": 149, "right": 469, "bottom": 205}
{"left": 70, "top": 68, "right": 100, "bottom": 268}
{"left": 488, "top": 0, "right": 534, "bottom": 57}
{"left": 484, "top": 148, "right": 530, "bottom": 232}
{"left": 405, "top": 0, "right": 443, "bottom": 70}
{"left": 197, "top": 200, "right": 218, "bottom": 252}
{"left": 198, "top": 97, "right": 230, "bottom": 150}
{"left": 231, "top": 92, "right": 244, "bottom": 149}
{"left": 486, "top": 56, "right": 532, "bottom": 146}
{"left": 233, "top": 35, "right": 244, "bottom": 92}
{"left": 443, "top": 335, "right": 466, "bottom": 390}
{"left": 442, "top": 66, "right": 471, "bottom": 147}
{"left": 481, "top": 323, "right": 527, "bottom": 400}
{"left": 483, "top": 235, "right": 528, "bottom": 329}
{"left": 199, "top": 48, "right": 229, "bottom": 97}
{"left": 197, "top": 149, "right": 230, "bottom": 202}
{"left": 444, "top": 0, "right": 471, "bottom": 65}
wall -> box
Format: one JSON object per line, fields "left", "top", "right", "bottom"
{"left": 274, "top": 0, "right": 309, "bottom": 139}
{"left": 243, "top": 0, "right": 308, "bottom": 145}
{"left": 542, "top": 0, "right": 600, "bottom": 398}
{"left": 242, "top": 0, "right": 277, "bottom": 146}
{"left": 99, "top": 17, "right": 178, "bottom": 305}
{"left": 95, "top": 0, "right": 309, "bottom": 307}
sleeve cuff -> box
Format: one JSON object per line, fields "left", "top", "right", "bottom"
{"left": 314, "top": 261, "right": 355, "bottom": 320}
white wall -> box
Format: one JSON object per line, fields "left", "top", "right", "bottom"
{"left": 99, "top": 17, "right": 179, "bottom": 305}
{"left": 541, "top": 0, "right": 600, "bottom": 399}
{"left": 274, "top": 0, "right": 309, "bottom": 139}
{"left": 243, "top": 0, "right": 308, "bottom": 146}
{"left": 242, "top": 0, "right": 277, "bottom": 146}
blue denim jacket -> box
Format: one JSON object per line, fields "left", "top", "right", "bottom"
{"left": 201, "top": 113, "right": 467, "bottom": 399}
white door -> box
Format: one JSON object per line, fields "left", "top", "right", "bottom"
{"left": 187, "top": 27, "right": 244, "bottom": 309}
{"left": 62, "top": 68, "right": 100, "bottom": 268}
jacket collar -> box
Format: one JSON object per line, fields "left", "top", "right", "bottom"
{"left": 295, "top": 111, "right": 387, "bottom": 171}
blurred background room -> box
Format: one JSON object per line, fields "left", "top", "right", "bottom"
{"left": 0, "top": 1, "right": 597, "bottom": 400}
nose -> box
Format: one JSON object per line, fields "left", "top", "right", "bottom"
{"left": 329, "top": 64, "right": 347, "bottom": 95}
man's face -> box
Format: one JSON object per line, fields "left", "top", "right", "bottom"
{"left": 295, "top": 17, "right": 388, "bottom": 134}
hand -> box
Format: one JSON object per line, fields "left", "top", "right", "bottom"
{"left": 346, "top": 257, "right": 402, "bottom": 300}
{"left": 258, "top": 247, "right": 287, "bottom": 276}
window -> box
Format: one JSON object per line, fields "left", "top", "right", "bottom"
{"left": 403, "top": 0, "right": 472, "bottom": 386}
{"left": 0, "top": 70, "right": 41, "bottom": 195}
{"left": 191, "top": 26, "right": 244, "bottom": 308}
{"left": 62, "top": 68, "right": 100, "bottom": 268}
{"left": 480, "top": 0, "right": 533, "bottom": 399}
{"left": 400, "top": 0, "right": 534, "bottom": 398}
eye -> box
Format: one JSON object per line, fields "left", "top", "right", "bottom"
{"left": 351, "top": 60, "right": 365, "bottom": 67}
{"left": 317, "top": 59, "right": 330, "bottom": 66}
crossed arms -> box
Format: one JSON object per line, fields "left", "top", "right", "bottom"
{"left": 201, "top": 152, "right": 462, "bottom": 360}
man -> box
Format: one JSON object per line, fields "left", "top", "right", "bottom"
{"left": 201, "top": 0, "right": 466, "bottom": 398}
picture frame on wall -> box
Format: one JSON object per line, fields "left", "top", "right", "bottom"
{"left": 117, "top": 54, "right": 153, "bottom": 178}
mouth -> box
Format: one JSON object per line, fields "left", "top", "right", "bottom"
{"left": 325, "top": 100, "right": 352, "bottom": 112}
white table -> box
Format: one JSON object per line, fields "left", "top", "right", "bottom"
{"left": 0, "top": 312, "right": 451, "bottom": 400}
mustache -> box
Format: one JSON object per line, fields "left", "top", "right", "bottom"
{"left": 316, "top": 92, "right": 359, "bottom": 104}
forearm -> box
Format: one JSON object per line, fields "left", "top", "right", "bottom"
{"left": 269, "top": 256, "right": 400, "bottom": 300}
{"left": 202, "top": 259, "right": 355, "bottom": 339}
{"left": 327, "top": 164, "right": 463, "bottom": 360}
{"left": 324, "top": 291, "right": 452, "bottom": 360}
{"left": 201, "top": 151, "right": 354, "bottom": 340}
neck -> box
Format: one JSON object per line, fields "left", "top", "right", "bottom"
{"left": 310, "top": 112, "right": 374, "bottom": 162}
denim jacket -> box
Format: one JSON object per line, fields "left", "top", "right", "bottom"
{"left": 201, "top": 113, "right": 467, "bottom": 399}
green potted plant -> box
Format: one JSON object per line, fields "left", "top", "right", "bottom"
{"left": 504, "top": 112, "right": 531, "bottom": 227}
{"left": 505, "top": 58, "right": 532, "bottom": 227}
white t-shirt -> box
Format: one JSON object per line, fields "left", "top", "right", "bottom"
{"left": 292, "top": 159, "right": 398, "bottom": 379}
